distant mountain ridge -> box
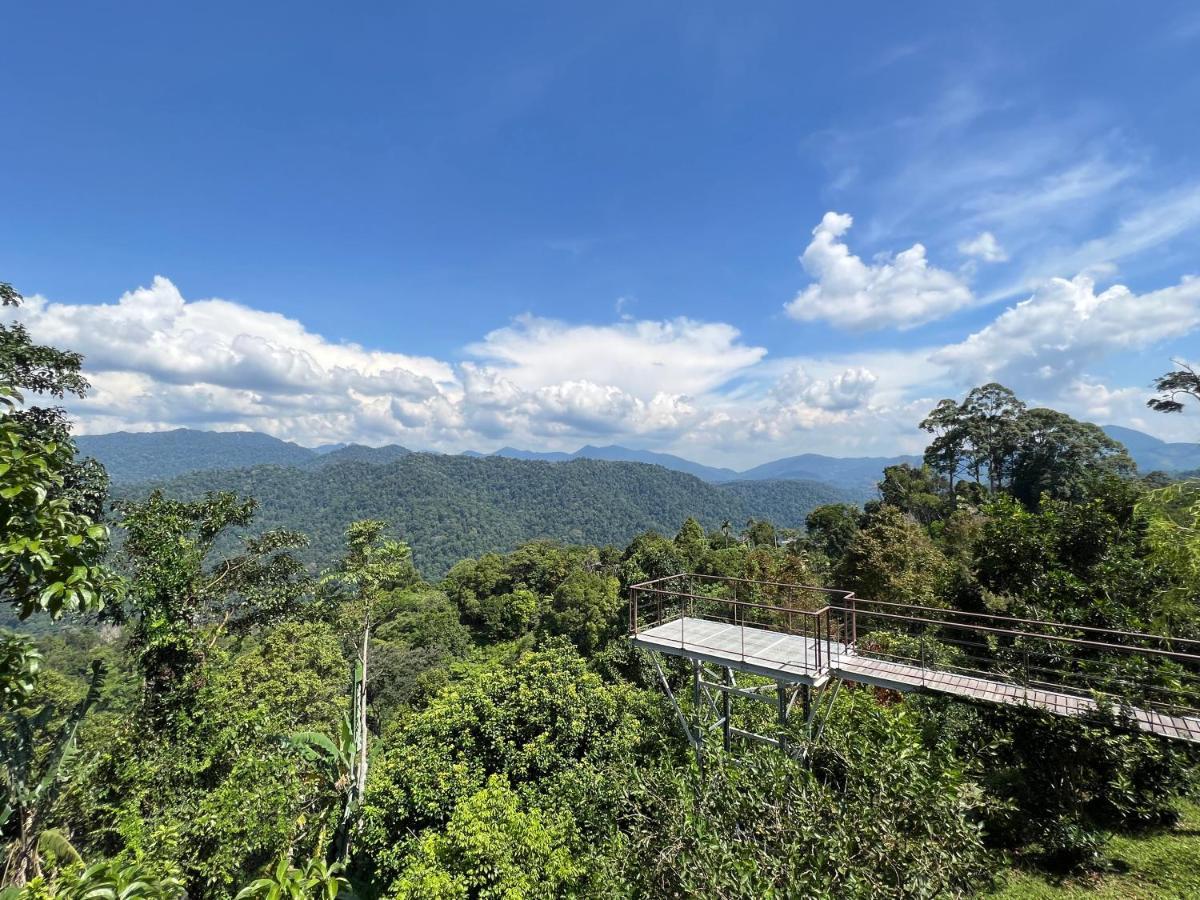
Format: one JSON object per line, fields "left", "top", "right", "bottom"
{"left": 75, "top": 429, "right": 317, "bottom": 482}
{"left": 492, "top": 444, "right": 740, "bottom": 482}
{"left": 76, "top": 424, "right": 1199, "bottom": 491}
{"left": 1101, "top": 425, "right": 1200, "bottom": 473}
{"left": 75, "top": 429, "right": 414, "bottom": 482}
{"left": 119, "top": 454, "right": 856, "bottom": 577}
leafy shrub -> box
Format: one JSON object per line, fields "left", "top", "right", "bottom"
{"left": 619, "top": 691, "right": 996, "bottom": 899}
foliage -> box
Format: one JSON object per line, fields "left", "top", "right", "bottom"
{"left": 116, "top": 456, "right": 854, "bottom": 578}
{"left": 840, "top": 504, "right": 951, "bottom": 606}
{"left": 990, "top": 800, "right": 1200, "bottom": 898}
{"left": 1146, "top": 360, "right": 1200, "bottom": 417}
{"left": 0, "top": 635, "right": 40, "bottom": 711}
{"left": 356, "top": 643, "right": 664, "bottom": 892}
{"left": 1135, "top": 481, "right": 1200, "bottom": 635}
{"left": 235, "top": 855, "right": 350, "bottom": 900}
{"left": 620, "top": 692, "right": 996, "bottom": 899}
{"left": 874, "top": 463, "right": 947, "bottom": 525}
{"left": 391, "top": 777, "right": 579, "bottom": 899}
{"left": 57, "top": 622, "right": 348, "bottom": 896}
{"left": 116, "top": 491, "right": 312, "bottom": 712}
{"left": 920, "top": 384, "right": 1134, "bottom": 506}
{"left": 5, "top": 857, "right": 187, "bottom": 900}
{"left": 2, "top": 661, "right": 105, "bottom": 887}
{"left": 0, "top": 391, "right": 117, "bottom": 620}
{"left": 804, "top": 503, "right": 861, "bottom": 565}
{"left": 936, "top": 702, "right": 1196, "bottom": 871}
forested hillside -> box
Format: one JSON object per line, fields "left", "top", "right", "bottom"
{"left": 76, "top": 429, "right": 317, "bottom": 481}
{"left": 118, "top": 455, "right": 853, "bottom": 576}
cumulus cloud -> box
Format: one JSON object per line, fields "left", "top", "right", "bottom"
{"left": 785, "top": 212, "right": 973, "bottom": 330}
{"left": 12, "top": 277, "right": 781, "bottom": 453}
{"left": 770, "top": 365, "right": 878, "bottom": 411}
{"left": 467, "top": 314, "right": 764, "bottom": 396}
{"left": 932, "top": 272, "right": 1200, "bottom": 387}
{"left": 957, "top": 231, "right": 1007, "bottom": 263}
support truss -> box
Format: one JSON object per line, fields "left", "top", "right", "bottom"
{"left": 649, "top": 651, "right": 841, "bottom": 763}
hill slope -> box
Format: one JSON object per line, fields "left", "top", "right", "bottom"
{"left": 738, "top": 453, "right": 923, "bottom": 491}
{"left": 1102, "top": 425, "right": 1200, "bottom": 473}
{"left": 77, "top": 427, "right": 917, "bottom": 490}
{"left": 76, "top": 429, "right": 317, "bottom": 482}
{"left": 123, "top": 455, "right": 858, "bottom": 577}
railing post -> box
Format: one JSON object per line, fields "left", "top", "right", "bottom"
{"left": 920, "top": 635, "right": 926, "bottom": 688}
{"left": 850, "top": 595, "right": 857, "bottom": 646}
{"left": 1022, "top": 645, "right": 1029, "bottom": 705}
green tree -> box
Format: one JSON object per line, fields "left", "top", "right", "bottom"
{"left": 840, "top": 505, "right": 950, "bottom": 607}
{"left": 920, "top": 398, "right": 970, "bottom": 494}
{"left": 803, "top": 504, "right": 861, "bottom": 567}
{"left": 0, "top": 282, "right": 107, "bottom": 522}
{"left": 318, "top": 520, "right": 419, "bottom": 859}
{"left": 391, "top": 777, "right": 579, "bottom": 900}
{"left": 673, "top": 517, "right": 707, "bottom": 568}
{"left": 117, "top": 491, "right": 312, "bottom": 715}
{"left": 0, "top": 391, "right": 118, "bottom": 621}
{"left": 1009, "top": 408, "right": 1134, "bottom": 507}
{"left": 1, "top": 661, "right": 104, "bottom": 887}
{"left": 542, "top": 570, "right": 621, "bottom": 654}
{"left": 875, "top": 463, "right": 946, "bottom": 525}
{"left": 962, "top": 382, "right": 1027, "bottom": 491}
{"left": 1147, "top": 360, "right": 1200, "bottom": 417}
{"left": 235, "top": 854, "right": 350, "bottom": 900}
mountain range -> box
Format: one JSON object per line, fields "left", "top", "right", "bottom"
{"left": 76, "top": 423, "right": 1200, "bottom": 490}
{"left": 113, "top": 455, "right": 854, "bottom": 577}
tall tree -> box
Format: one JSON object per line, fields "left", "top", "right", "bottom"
{"left": 961, "top": 383, "right": 1027, "bottom": 492}
{"left": 1147, "top": 360, "right": 1200, "bottom": 417}
{"left": 1009, "top": 408, "right": 1134, "bottom": 507}
{"left": 117, "top": 491, "right": 312, "bottom": 715}
{"left": 318, "top": 520, "right": 419, "bottom": 859}
{"left": 920, "top": 398, "right": 970, "bottom": 494}
{"left": 0, "top": 282, "right": 117, "bottom": 620}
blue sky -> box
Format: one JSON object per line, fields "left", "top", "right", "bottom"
{"left": 3, "top": 2, "right": 1200, "bottom": 466}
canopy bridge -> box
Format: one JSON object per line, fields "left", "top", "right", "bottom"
{"left": 628, "top": 574, "right": 1200, "bottom": 755}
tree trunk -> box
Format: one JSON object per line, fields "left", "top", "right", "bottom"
{"left": 356, "top": 622, "right": 369, "bottom": 800}
{"left": 3, "top": 809, "right": 39, "bottom": 888}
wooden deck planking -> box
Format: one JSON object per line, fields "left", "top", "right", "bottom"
{"left": 632, "top": 617, "right": 1200, "bottom": 743}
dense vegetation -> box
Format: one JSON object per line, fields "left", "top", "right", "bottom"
{"left": 3, "top": 282, "right": 1199, "bottom": 898}
{"left": 114, "top": 458, "right": 854, "bottom": 577}
{"left": 74, "top": 430, "right": 319, "bottom": 483}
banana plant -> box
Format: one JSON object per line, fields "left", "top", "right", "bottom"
{"left": 1, "top": 660, "right": 104, "bottom": 887}
{"left": 60, "top": 859, "right": 183, "bottom": 900}
{"left": 235, "top": 855, "right": 351, "bottom": 900}
{"left": 286, "top": 690, "right": 362, "bottom": 863}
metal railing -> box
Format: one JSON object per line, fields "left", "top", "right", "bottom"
{"left": 629, "top": 574, "right": 1200, "bottom": 732}
{"left": 629, "top": 574, "right": 853, "bottom": 676}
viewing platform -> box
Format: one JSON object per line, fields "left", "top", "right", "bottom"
{"left": 629, "top": 575, "right": 1200, "bottom": 746}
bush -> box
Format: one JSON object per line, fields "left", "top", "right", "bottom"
{"left": 619, "top": 691, "right": 996, "bottom": 898}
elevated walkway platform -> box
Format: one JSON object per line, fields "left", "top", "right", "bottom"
{"left": 632, "top": 616, "right": 1200, "bottom": 742}
{"left": 629, "top": 575, "right": 1200, "bottom": 747}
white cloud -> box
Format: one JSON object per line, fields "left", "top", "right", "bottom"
{"left": 957, "top": 231, "right": 1007, "bottom": 263}
{"left": 932, "top": 272, "right": 1200, "bottom": 387}
{"left": 770, "top": 365, "right": 878, "bottom": 411}
{"left": 12, "top": 277, "right": 780, "bottom": 455}
{"left": 467, "top": 314, "right": 764, "bottom": 396}
{"left": 784, "top": 212, "right": 974, "bottom": 330}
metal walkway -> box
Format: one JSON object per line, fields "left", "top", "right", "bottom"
{"left": 629, "top": 575, "right": 1200, "bottom": 747}
{"left": 632, "top": 617, "right": 1200, "bottom": 742}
